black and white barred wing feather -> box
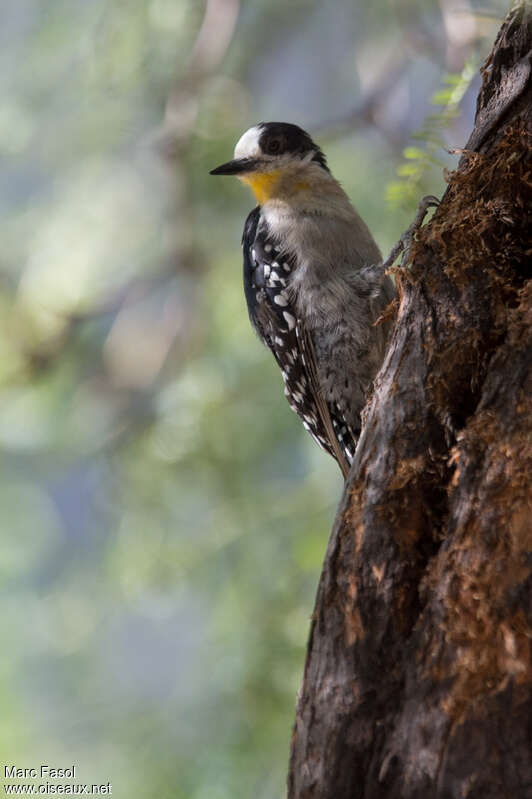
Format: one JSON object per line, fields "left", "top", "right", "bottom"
{"left": 242, "top": 207, "right": 355, "bottom": 477}
{"left": 296, "top": 324, "right": 351, "bottom": 477}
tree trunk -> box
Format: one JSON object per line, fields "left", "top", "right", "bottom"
{"left": 288, "top": 4, "right": 532, "bottom": 798}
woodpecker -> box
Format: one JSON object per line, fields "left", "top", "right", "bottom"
{"left": 210, "top": 122, "right": 395, "bottom": 477}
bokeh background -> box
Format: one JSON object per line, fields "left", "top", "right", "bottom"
{"left": 1, "top": 1, "right": 507, "bottom": 797}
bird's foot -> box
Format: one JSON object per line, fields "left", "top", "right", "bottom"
{"left": 382, "top": 195, "right": 440, "bottom": 270}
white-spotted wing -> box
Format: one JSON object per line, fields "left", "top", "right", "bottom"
{"left": 242, "top": 207, "right": 356, "bottom": 476}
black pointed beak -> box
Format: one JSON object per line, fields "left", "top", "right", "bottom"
{"left": 209, "top": 157, "right": 260, "bottom": 176}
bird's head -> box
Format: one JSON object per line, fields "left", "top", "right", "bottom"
{"left": 210, "top": 122, "right": 329, "bottom": 205}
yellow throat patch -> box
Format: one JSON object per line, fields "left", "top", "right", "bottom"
{"left": 239, "top": 170, "right": 282, "bottom": 205}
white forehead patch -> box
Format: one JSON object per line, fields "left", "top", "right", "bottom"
{"left": 234, "top": 125, "right": 263, "bottom": 159}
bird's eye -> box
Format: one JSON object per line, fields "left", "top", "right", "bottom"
{"left": 266, "top": 139, "right": 282, "bottom": 154}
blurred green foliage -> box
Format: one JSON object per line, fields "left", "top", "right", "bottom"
{"left": 0, "top": 1, "right": 505, "bottom": 797}
{"left": 387, "top": 58, "right": 478, "bottom": 209}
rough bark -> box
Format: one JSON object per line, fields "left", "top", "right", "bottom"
{"left": 288, "top": 4, "right": 532, "bottom": 798}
